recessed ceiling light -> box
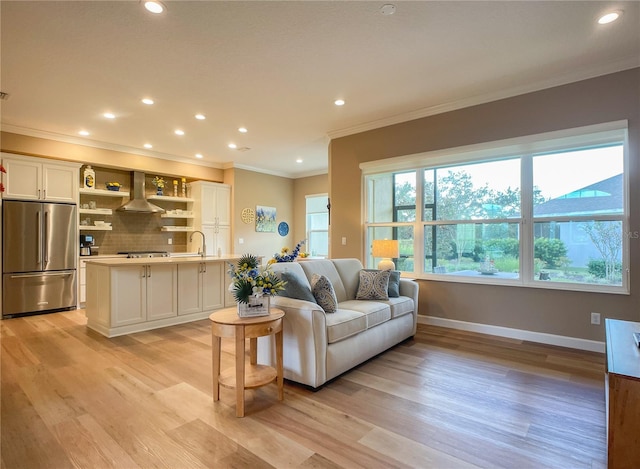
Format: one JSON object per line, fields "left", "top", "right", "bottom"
{"left": 598, "top": 11, "right": 622, "bottom": 24}
{"left": 195, "top": 153, "right": 203, "bottom": 159}
{"left": 174, "top": 129, "right": 185, "bottom": 136}
{"left": 296, "top": 158, "right": 303, "bottom": 163}
{"left": 380, "top": 4, "right": 396, "bottom": 15}
{"left": 144, "top": 1, "right": 165, "bottom": 14}
{"left": 228, "top": 143, "right": 237, "bottom": 149}
{"left": 195, "top": 114, "right": 206, "bottom": 120}
{"left": 103, "top": 112, "right": 115, "bottom": 119}
{"left": 238, "top": 127, "right": 248, "bottom": 133}
{"left": 142, "top": 98, "right": 154, "bottom": 105}
{"left": 144, "top": 143, "right": 153, "bottom": 149}
{"left": 78, "top": 130, "right": 90, "bottom": 136}
{"left": 334, "top": 99, "right": 345, "bottom": 106}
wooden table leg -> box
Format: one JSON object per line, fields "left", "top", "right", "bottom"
{"left": 235, "top": 326, "right": 245, "bottom": 417}
{"left": 212, "top": 333, "right": 221, "bottom": 402}
{"left": 276, "top": 328, "right": 283, "bottom": 401}
{"left": 249, "top": 337, "right": 257, "bottom": 365}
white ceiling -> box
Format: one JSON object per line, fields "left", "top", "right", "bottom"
{"left": 1, "top": 1, "right": 638, "bottom": 178}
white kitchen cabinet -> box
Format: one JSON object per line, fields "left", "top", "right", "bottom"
{"left": 177, "top": 261, "right": 223, "bottom": 315}
{"left": 189, "top": 181, "right": 231, "bottom": 255}
{"left": 1, "top": 153, "right": 79, "bottom": 202}
{"left": 78, "top": 255, "right": 127, "bottom": 307}
{"left": 111, "top": 264, "right": 177, "bottom": 327}
{"left": 197, "top": 224, "right": 230, "bottom": 257}
{"left": 191, "top": 181, "right": 230, "bottom": 225}
{"left": 79, "top": 259, "right": 87, "bottom": 305}
{"left": 85, "top": 257, "right": 238, "bottom": 337}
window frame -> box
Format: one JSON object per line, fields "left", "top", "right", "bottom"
{"left": 361, "top": 121, "right": 630, "bottom": 294}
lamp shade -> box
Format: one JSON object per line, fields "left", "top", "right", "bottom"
{"left": 372, "top": 239, "right": 399, "bottom": 270}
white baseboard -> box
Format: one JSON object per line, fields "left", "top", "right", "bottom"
{"left": 417, "top": 315, "right": 605, "bottom": 353}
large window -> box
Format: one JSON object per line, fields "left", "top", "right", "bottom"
{"left": 362, "top": 123, "right": 629, "bottom": 293}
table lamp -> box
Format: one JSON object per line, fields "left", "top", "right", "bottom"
{"left": 372, "top": 239, "right": 399, "bottom": 270}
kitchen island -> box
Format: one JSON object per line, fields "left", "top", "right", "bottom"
{"left": 85, "top": 255, "right": 242, "bottom": 337}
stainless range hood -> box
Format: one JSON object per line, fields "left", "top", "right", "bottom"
{"left": 117, "top": 171, "right": 165, "bottom": 213}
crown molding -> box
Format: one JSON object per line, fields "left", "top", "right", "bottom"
{"left": 327, "top": 58, "right": 640, "bottom": 139}
{"left": 224, "top": 162, "right": 326, "bottom": 179}
{"left": 2, "top": 124, "right": 328, "bottom": 179}
{"left": 0, "top": 124, "right": 224, "bottom": 169}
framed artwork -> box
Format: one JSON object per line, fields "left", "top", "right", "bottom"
{"left": 256, "top": 205, "right": 276, "bottom": 232}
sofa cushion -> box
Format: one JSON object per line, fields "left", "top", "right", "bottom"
{"left": 325, "top": 308, "right": 367, "bottom": 343}
{"left": 279, "top": 271, "right": 316, "bottom": 303}
{"left": 380, "top": 296, "right": 415, "bottom": 319}
{"left": 311, "top": 274, "right": 338, "bottom": 313}
{"left": 332, "top": 258, "right": 365, "bottom": 300}
{"left": 339, "top": 300, "right": 391, "bottom": 328}
{"left": 356, "top": 269, "right": 390, "bottom": 300}
{"left": 301, "top": 260, "right": 348, "bottom": 302}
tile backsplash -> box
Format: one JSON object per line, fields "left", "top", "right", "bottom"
{"left": 80, "top": 166, "right": 192, "bottom": 255}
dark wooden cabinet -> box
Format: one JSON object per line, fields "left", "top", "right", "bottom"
{"left": 605, "top": 318, "right": 640, "bottom": 469}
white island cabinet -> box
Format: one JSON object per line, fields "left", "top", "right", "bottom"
{"left": 110, "top": 264, "right": 178, "bottom": 326}
{"left": 85, "top": 255, "right": 241, "bottom": 337}
{"left": 177, "top": 262, "right": 224, "bottom": 315}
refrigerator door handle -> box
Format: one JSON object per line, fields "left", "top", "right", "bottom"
{"left": 36, "top": 210, "right": 43, "bottom": 266}
{"left": 44, "top": 209, "right": 49, "bottom": 264}
{"left": 10, "top": 271, "right": 74, "bottom": 279}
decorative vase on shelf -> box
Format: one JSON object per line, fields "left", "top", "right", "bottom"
{"left": 156, "top": 187, "right": 163, "bottom": 196}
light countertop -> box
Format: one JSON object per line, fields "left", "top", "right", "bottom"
{"left": 84, "top": 254, "right": 243, "bottom": 266}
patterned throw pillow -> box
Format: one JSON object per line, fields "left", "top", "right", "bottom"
{"left": 356, "top": 269, "right": 390, "bottom": 300}
{"left": 365, "top": 269, "right": 400, "bottom": 297}
{"left": 311, "top": 274, "right": 338, "bottom": 313}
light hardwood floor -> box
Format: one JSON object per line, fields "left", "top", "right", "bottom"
{"left": 1, "top": 310, "right": 607, "bottom": 468}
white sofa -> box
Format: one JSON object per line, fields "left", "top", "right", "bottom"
{"left": 257, "top": 258, "right": 419, "bottom": 389}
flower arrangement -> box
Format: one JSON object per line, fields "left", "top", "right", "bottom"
{"left": 151, "top": 176, "right": 165, "bottom": 189}
{"left": 269, "top": 240, "right": 306, "bottom": 264}
{"left": 228, "top": 254, "right": 286, "bottom": 304}
{"left": 151, "top": 176, "right": 165, "bottom": 195}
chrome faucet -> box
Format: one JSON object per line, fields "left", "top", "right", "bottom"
{"left": 189, "top": 230, "right": 206, "bottom": 257}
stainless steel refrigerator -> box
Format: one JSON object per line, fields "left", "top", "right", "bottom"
{"left": 3, "top": 200, "right": 77, "bottom": 317}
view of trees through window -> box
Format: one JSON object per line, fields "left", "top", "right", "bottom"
{"left": 365, "top": 136, "right": 626, "bottom": 291}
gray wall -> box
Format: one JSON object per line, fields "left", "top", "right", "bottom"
{"left": 328, "top": 68, "right": 640, "bottom": 341}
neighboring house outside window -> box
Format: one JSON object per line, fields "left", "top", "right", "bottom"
{"left": 362, "top": 122, "right": 629, "bottom": 294}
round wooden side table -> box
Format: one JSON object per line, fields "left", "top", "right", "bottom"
{"left": 209, "top": 307, "right": 284, "bottom": 417}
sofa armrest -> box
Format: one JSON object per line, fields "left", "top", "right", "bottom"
{"left": 257, "top": 296, "right": 329, "bottom": 388}
{"left": 399, "top": 278, "right": 419, "bottom": 334}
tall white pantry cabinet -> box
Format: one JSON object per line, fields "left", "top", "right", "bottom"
{"left": 187, "top": 181, "right": 231, "bottom": 256}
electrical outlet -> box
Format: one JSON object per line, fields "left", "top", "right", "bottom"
{"left": 239, "top": 238, "right": 244, "bottom": 245}
{"left": 591, "top": 312, "right": 601, "bottom": 325}
{"left": 168, "top": 238, "right": 172, "bottom": 245}
{"left": 342, "top": 237, "right": 347, "bottom": 245}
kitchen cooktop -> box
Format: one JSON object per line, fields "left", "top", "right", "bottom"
{"left": 117, "top": 251, "right": 170, "bottom": 258}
